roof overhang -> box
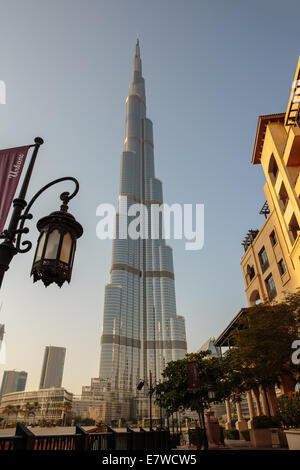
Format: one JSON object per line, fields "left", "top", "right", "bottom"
{"left": 214, "top": 307, "right": 249, "bottom": 347}
{"left": 252, "top": 113, "right": 285, "bottom": 165}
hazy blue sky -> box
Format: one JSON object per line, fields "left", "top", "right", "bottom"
{"left": 0, "top": 0, "right": 299, "bottom": 395}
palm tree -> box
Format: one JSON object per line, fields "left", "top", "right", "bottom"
{"left": 32, "top": 402, "right": 41, "bottom": 426}
{"left": 42, "top": 401, "right": 50, "bottom": 425}
{"left": 62, "top": 401, "right": 72, "bottom": 426}
{"left": 14, "top": 405, "right": 21, "bottom": 423}
{"left": 2, "top": 405, "right": 15, "bottom": 428}
{"left": 21, "top": 402, "right": 40, "bottom": 426}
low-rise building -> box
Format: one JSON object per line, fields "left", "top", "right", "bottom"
{"left": 0, "top": 387, "right": 73, "bottom": 424}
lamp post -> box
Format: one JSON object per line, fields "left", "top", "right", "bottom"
{"left": 187, "top": 361, "right": 217, "bottom": 451}
{"left": 136, "top": 370, "right": 154, "bottom": 431}
{"left": 155, "top": 386, "right": 163, "bottom": 429}
{"left": 0, "top": 137, "right": 83, "bottom": 289}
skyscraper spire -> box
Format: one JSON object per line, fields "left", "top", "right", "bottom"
{"left": 135, "top": 36, "right": 140, "bottom": 56}
{"left": 130, "top": 39, "right": 145, "bottom": 103}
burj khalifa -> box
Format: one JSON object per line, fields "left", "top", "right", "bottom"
{"left": 99, "top": 40, "right": 187, "bottom": 421}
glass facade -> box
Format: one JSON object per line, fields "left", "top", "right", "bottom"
{"left": 99, "top": 41, "right": 187, "bottom": 421}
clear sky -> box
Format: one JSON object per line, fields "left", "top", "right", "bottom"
{"left": 0, "top": 0, "right": 299, "bottom": 395}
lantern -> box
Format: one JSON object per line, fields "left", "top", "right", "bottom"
{"left": 31, "top": 198, "right": 83, "bottom": 287}
{"left": 207, "top": 383, "right": 216, "bottom": 400}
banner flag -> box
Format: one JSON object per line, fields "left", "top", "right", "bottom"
{"left": 187, "top": 362, "right": 200, "bottom": 391}
{"left": 0, "top": 145, "right": 31, "bottom": 233}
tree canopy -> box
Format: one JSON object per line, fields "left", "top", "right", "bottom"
{"left": 227, "top": 292, "right": 300, "bottom": 391}
{"left": 155, "top": 351, "right": 237, "bottom": 418}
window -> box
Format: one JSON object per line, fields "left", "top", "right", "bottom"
{"left": 246, "top": 264, "right": 255, "bottom": 284}
{"left": 268, "top": 154, "right": 278, "bottom": 183}
{"left": 278, "top": 259, "right": 286, "bottom": 276}
{"left": 265, "top": 274, "right": 277, "bottom": 300}
{"left": 288, "top": 213, "right": 300, "bottom": 245}
{"left": 269, "top": 230, "right": 277, "bottom": 247}
{"left": 278, "top": 182, "right": 289, "bottom": 213}
{"left": 258, "top": 247, "right": 269, "bottom": 273}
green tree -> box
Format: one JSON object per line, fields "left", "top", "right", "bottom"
{"left": 155, "top": 351, "right": 237, "bottom": 426}
{"left": 2, "top": 405, "right": 16, "bottom": 428}
{"left": 62, "top": 401, "right": 72, "bottom": 426}
{"left": 21, "top": 402, "right": 40, "bottom": 426}
{"left": 228, "top": 292, "right": 300, "bottom": 394}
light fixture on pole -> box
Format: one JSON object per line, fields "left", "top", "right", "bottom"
{"left": 0, "top": 138, "right": 83, "bottom": 289}
{"left": 31, "top": 192, "right": 83, "bottom": 287}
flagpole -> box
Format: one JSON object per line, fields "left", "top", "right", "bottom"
{"left": 6, "top": 138, "right": 43, "bottom": 238}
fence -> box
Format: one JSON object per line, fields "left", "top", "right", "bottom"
{"left": 0, "top": 423, "right": 180, "bottom": 451}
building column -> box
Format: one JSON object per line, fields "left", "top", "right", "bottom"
{"left": 225, "top": 399, "right": 232, "bottom": 430}
{"left": 260, "top": 386, "right": 269, "bottom": 415}
{"left": 252, "top": 388, "right": 262, "bottom": 416}
{"left": 235, "top": 399, "right": 248, "bottom": 431}
{"left": 246, "top": 390, "right": 256, "bottom": 429}
{"left": 205, "top": 411, "right": 221, "bottom": 449}
{"left": 266, "top": 384, "right": 279, "bottom": 416}
{"left": 280, "top": 375, "right": 296, "bottom": 394}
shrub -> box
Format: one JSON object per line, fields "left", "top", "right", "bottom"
{"left": 278, "top": 392, "right": 300, "bottom": 428}
{"left": 188, "top": 427, "right": 205, "bottom": 448}
{"left": 224, "top": 428, "right": 239, "bottom": 440}
{"left": 252, "top": 415, "right": 282, "bottom": 429}
{"left": 240, "top": 429, "right": 250, "bottom": 441}
{"left": 219, "top": 426, "right": 225, "bottom": 445}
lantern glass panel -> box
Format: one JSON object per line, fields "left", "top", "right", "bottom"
{"left": 70, "top": 242, "right": 76, "bottom": 268}
{"left": 44, "top": 229, "right": 61, "bottom": 259}
{"left": 35, "top": 232, "right": 46, "bottom": 261}
{"left": 60, "top": 232, "right": 72, "bottom": 263}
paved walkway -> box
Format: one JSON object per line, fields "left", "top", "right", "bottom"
{"left": 174, "top": 439, "right": 288, "bottom": 451}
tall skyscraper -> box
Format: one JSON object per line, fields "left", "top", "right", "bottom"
{"left": 39, "top": 346, "right": 66, "bottom": 389}
{"left": 0, "top": 370, "right": 27, "bottom": 398}
{"left": 99, "top": 40, "right": 187, "bottom": 420}
{"left": 0, "top": 324, "right": 4, "bottom": 342}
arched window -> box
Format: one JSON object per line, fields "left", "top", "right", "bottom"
{"left": 246, "top": 264, "right": 255, "bottom": 284}
{"left": 249, "top": 290, "right": 260, "bottom": 306}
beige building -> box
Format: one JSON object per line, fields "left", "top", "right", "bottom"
{"left": 215, "top": 57, "right": 300, "bottom": 432}
{"left": 241, "top": 60, "right": 300, "bottom": 304}
{"left": 0, "top": 388, "right": 73, "bottom": 424}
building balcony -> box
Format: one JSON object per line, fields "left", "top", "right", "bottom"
{"left": 242, "top": 230, "right": 259, "bottom": 253}
{"left": 283, "top": 126, "right": 300, "bottom": 167}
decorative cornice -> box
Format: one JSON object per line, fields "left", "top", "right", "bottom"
{"left": 119, "top": 193, "right": 162, "bottom": 206}
{"left": 110, "top": 263, "right": 174, "bottom": 280}
{"left": 126, "top": 93, "right": 146, "bottom": 107}
{"left": 110, "top": 263, "right": 141, "bottom": 277}
{"left": 144, "top": 270, "right": 174, "bottom": 280}
{"left": 101, "top": 334, "right": 186, "bottom": 350}
{"left": 124, "top": 135, "right": 154, "bottom": 148}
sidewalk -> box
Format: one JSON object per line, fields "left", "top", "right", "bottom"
{"left": 174, "top": 439, "right": 288, "bottom": 451}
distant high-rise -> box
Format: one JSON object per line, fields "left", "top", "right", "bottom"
{"left": 39, "top": 346, "right": 66, "bottom": 389}
{"left": 98, "top": 40, "right": 187, "bottom": 420}
{"left": 0, "top": 324, "right": 4, "bottom": 342}
{"left": 0, "top": 370, "right": 27, "bottom": 398}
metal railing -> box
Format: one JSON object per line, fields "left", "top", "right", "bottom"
{"left": 0, "top": 422, "right": 179, "bottom": 451}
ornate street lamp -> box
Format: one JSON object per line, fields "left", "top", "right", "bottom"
{"left": 0, "top": 137, "right": 83, "bottom": 289}
{"left": 31, "top": 192, "right": 83, "bottom": 287}
{"left": 207, "top": 383, "right": 216, "bottom": 401}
